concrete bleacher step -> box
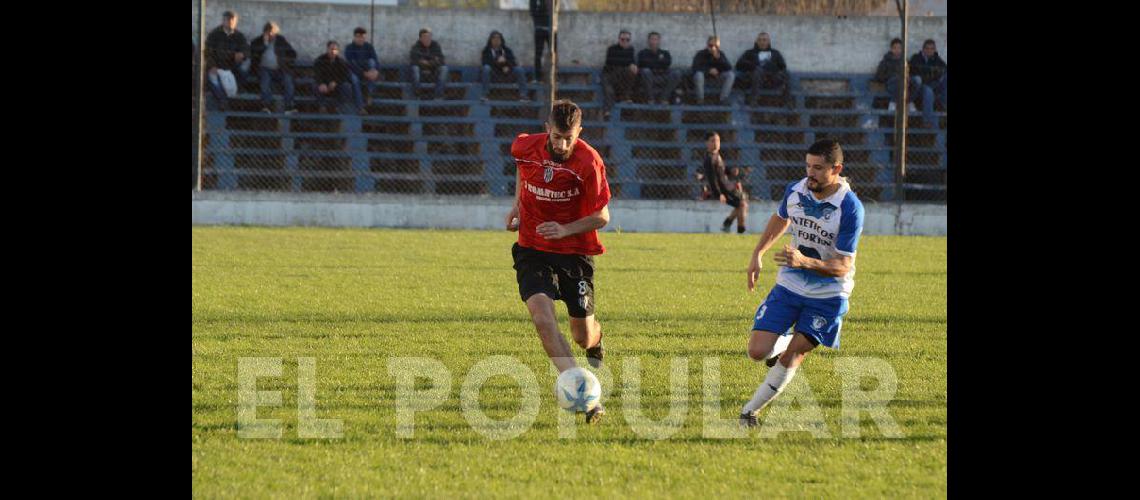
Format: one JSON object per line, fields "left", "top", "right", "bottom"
{"left": 681, "top": 109, "right": 732, "bottom": 124}
{"left": 624, "top": 127, "right": 677, "bottom": 142}
{"left": 203, "top": 68, "right": 944, "bottom": 201}
{"left": 748, "top": 110, "right": 800, "bottom": 127}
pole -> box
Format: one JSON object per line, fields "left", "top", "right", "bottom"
{"left": 196, "top": 0, "right": 207, "bottom": 192}
{"left": 549, "top": 0, "right": 558, "bottom": 112}
{"left": 709, "top": 0, "right": 718, "bottom": 40}
{"left": 370, "top": 0, "right": 375, "bottom": 46}
{"left": 894, "top": 0, "right": 908, "bottom": 204}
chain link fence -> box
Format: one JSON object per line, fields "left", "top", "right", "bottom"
{"left": 193, "top": 0, "right": 945, "bottom": 203}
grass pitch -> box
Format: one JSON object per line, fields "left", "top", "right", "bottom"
{"left": 192, "top": 226, "right": 947, "bottom": 497}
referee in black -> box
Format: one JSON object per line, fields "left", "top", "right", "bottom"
{"left": 701, "top": 131, "right": 748, "bottom": 233}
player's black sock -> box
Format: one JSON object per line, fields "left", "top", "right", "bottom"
{"left": 737, "top": 225, "right": 747, "bottom": 234}
{"left": 723, "top": 216, "right": 734, "bottom": 228}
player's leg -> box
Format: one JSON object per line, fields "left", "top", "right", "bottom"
{"left": 747, "top": 330, "right": 781, "bottom": 361}
{"left": 741, "top": 332, "right": 815, "bottom": 420}
{"left": 742, "top": 294, "right": 848, "bottom": 423}
{"left": 736, "top": 195, "right": 748, "bottom": 233}
{"left": 525, "top": 293, "right": 577, "bottom": 373}
{"left": 740, "top": 286, "right": 800, "bottom": 424}
{"left": 557, "top": 254, "right": 603, "bottom": 367}
{"left": 569, "top": 315, "right": 601, "bottom": 352}
{"left": 513, "top": 243, "right": 577, "bottom": 373}
{"left": 559, "top": 253, "right": 605, "bottom": 422}
{"left": 722, "top": 206, "right": 738, "bottom": 232}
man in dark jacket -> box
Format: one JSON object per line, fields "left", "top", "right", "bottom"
{"left": 530, "top": 0, "right": 554, "bottom": 83}
{"left": 908, "top": 39, "right": 947, "bottom": 128}
{"left": 345, "top": 27, "right": 381, "bottom": 107}
{"left": 409, "top": 28, "right": 449, "bottom": 100}
{"left": 602, "top": 30, "right": 638, "bottom": 117}
{"left": 480, "top": 31, "right": 528, "bottom": 102}
{"left": 872, "top": 38, "right": 920, "bottom": 113}
{"left": 204, "top": 11, "right": 250, "bottom": 108}
{"left": 250, "top": 21, "right": 298, "bottom": 114}
{"left": 314, "top": 41, "right": 359, "bottom": 114}
{"left": 699, "top": 131, "right": 747, "bottom": 233}
{"left": 690, "top": 36, "right": 735, "bottom": 104}
{"left": 637, "top": 32, "right": 682, "bottom": 105}
{"left": 735, "top": 32, "right": 791, "bottom": 108}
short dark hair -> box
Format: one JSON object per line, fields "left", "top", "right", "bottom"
{"left": 354, "top": 27, "right": 367, "bottom": 35}
{"left": 223, "top": 11, "right": 236, "bottom": 19}
{"left": 327, "top": 40, "right": 339, "bottom": 49}
{"left": 707, "top": 35, "right": 719, "bottom": 45}
{"left": 548, "top": 100, "right": 583, "bottom": 131}
{"left": 263, "top": 22, "right": 278, "bottom": 34}
{"left": 419, "top": 28, "right": 432, "bottom": 36}
{"left": 648, "top": 31, "right": 660, "bottom": 39}
{"left": 807, "top": 139, "right": 843, "bottom": 166}
{"left": 923, "top": 39, "right": 936, "bottom": 47}
{"left": 890, "top": 38, "right": 902, "bottom": 47}
{"left": 705, "top": 131, "right": 720, "bottom": 140}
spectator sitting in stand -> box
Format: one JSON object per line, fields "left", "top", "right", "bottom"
{"left": 204, "top": 10, "right": 250, "bottom": 109}
{"left": 345, "top": 27, "right": 381, "bottom": 108}
{"left": 690, "top": 36, "right": 735, "bottom": 105}
{"left": 250, "top": 21, "right": 298, "bottom": 114}
{"left": 480, "top": 30, "right": 529, "bottom": 102}
{"left": 873, "top": 37, "right": 920, "bottom": 113}
{"left": 602, "top": 30, "right": 638, "bottom": 119}
{"left": 735, "top": 32, "right": 791, "bottom": 108}
{"left": 408, "top": 28, "right": 449, "bottom": 100}
{"left": 637, "top": 32, "right": 682, "bottom": 105}
{"left": 908, "top": 39, "right": 948, "bottom": 128}
{"left": 313, "top": 41, "right": 358, "bottom": 114}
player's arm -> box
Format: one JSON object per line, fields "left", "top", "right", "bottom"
{"left": 506, "top": 166, "right": 521, "bottom": 231}
{"left": 747, "top": 214, "right": 791, "bottom": 291}
{"left": 774, "top": 197, "right": 862, "bottom": 277}
{"left": 536, "top": 205, "right": 609, "bottom": 240}
{"left": 773, "top": 246, "right": 853, "bottom": 277}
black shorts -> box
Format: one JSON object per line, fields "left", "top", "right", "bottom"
{"left": 511, "top": 242, "right": 596, "bottom": 318}
{"left": 723, "top": 190, "right": 742, "bottom": 208}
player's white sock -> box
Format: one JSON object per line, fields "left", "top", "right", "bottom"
{"left": 741, "top": 361, "right": 798, "bottom": 415}
{"left": 767, "top": 334, "right": 793, "bottom": 361}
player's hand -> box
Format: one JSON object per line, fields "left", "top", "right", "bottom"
{"left": 536, "top": 221, "right": 569, "bottom": 240}
{"left": 772, "top": 244, "right": 804, "bottom": 268}
{"left": 747, "top": 255, "right": 762, "bottom": 292}
{"left": 629, "top": 64, "right": 638, "bottom": 75}
{"left": 709, "top": 68, "right": 719, "bottom": 77}
{"left": 719, "top": 194, "right": 727, "bottom": 204}
{"left": 505, "top": 206, "right": 520, "bottom": 231}
{"left": 234, "top": 52, "right": 245, "bottom": 62}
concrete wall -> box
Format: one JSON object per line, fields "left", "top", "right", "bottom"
{"left": 192, "top": 1, "right": 946, "bottom": 74}
{"left": 192, "top": 191, "right": 947, "bottom": 236}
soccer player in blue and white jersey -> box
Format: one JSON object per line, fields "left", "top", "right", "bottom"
{"left": 738, "top": 139, "right": 865, "bottom": 427}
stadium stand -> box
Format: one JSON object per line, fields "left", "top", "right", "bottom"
{"left": 198, "top": 61, "right": 945, "bottom": 202}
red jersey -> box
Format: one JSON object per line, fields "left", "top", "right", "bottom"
{"left": 511, "top": 132, "right": 611, "bottom": 255}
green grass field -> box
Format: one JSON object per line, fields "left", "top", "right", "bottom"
{"left": 192, "top": 226, "right": 946, "bottom": 497}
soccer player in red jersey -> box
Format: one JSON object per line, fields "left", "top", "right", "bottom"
{"left": 505, "top": 99, "right": 612, "bottom": 423}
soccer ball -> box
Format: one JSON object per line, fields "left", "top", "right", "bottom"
{"left": 554, "top": 367, "right": 601, "bottom": 412}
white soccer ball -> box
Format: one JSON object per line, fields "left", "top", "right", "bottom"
{"left": 554, "top": 367, "right": 601, "bottom": 412}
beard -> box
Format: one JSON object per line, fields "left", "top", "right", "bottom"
{"left": 546, "top": 139, "right": 570, "bottom": 162}
{"left": 806, "top": 178, "right": 824, "bottom": 192}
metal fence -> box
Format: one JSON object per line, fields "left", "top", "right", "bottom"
{"left": 193, "top": 1, "right": 946, "bottom": 203}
